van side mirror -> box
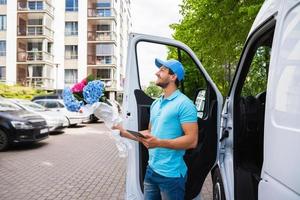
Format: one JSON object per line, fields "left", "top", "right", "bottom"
{"left": 195, "top": 89, "right": 206, "bottom": 118}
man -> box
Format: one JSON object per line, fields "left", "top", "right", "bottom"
{"left": 114, "top": 58, "right": 198, "bottom": 200}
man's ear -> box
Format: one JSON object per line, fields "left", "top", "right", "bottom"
{"left": 170, "top": 74, "right": 177, "bottom": 82}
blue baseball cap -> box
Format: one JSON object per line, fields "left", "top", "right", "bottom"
{"left": 155, "top": 58, "right": 185, "bottom": 81}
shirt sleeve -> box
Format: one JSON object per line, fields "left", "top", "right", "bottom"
{"left": 178, "top": 100, "right": 198, "bottom": 124}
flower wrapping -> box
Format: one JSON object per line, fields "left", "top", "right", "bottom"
{"left": 92, "top": 102, "right": 131, "bottom": 158}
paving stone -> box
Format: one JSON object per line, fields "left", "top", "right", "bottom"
{"left": 0, "top": 122, "right": 212, "bottom": 200}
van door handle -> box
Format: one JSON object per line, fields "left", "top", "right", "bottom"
{"left": 126, "top": 112, "right": 131, "bottom": 116}
{"left": 220, "top": 130, "right": 229, "bottom": 142}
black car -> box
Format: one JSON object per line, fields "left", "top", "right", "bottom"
{"left": 0, "top": 100, "right": 49, "bottom": 151}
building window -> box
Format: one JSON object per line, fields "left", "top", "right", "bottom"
{"left": 64, "top": 69, "right": 78, "bottom": 84}
{"left": 0, "top": 0, "right": 6, "bottom": 5}
{"left": 96, "top": 44, "right": 113, "bottom": 55}
{"left": 96, "top": 2, "right": 111, "bottom": 17}
{"left": 96, "top": 56, "right": 112, "bottom": 64}
{"left": 0, "top": 15, "right": 6, "bottom": 31}
{"left": 65, "top": 45, "right": 78, "bottom": 59}
{"left": 27, "top": 42, "right": 42, "bottom": 51}
{"left": 96, "top": 69, "right": 111, "bottom": 79}
{"left": 97, "top": 24, "right": 110, "bottom": 31}
{"left": 66, "top": 0, "right": 78, "bottom": 11}
{"left": 96, "top": 2, "right": 111, "bottom": 7}
{"left": 0, "top": 66, "right": 5, "bottom": 81}
{"left": 65, "top": 22, "right": 78, "bottom": 36}
{"left": 28, "top": 18, "right": 43, "bottom": 25}
{"left": 0, "top": 41, "right": 6, "bottom": 56}
{"left": 28, "top": 1, "right": 43, "bottom": 10}
{"left": 28, "top": 65, "right": 43, "bottom": 77}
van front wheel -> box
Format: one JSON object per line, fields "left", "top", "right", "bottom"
{"left": 213, "top": 168, "right": 226, "bottom": 200}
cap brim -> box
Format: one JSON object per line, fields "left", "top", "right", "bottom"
{"left": 155, "top": 58, "right": 166, "bottom": 68}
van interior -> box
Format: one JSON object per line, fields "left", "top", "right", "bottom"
{"left": 233, "top": 23, "right": 275, "bottom": 200}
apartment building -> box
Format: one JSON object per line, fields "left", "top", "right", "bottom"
{"left": 1, "top": 0, "right": 131, "bottom": 100}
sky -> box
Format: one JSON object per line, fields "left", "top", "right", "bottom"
{"left": 130, "top": 0, "right": 182, "bottom": 87}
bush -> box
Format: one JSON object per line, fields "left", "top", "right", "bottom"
{"left": 0, "top": 84, "right": 48, "bottom": 100}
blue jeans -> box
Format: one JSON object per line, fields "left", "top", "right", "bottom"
{"left": 143, "top": 166, "right": 187, "bottom": 200}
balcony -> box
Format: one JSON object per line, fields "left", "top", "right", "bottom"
{"left": 26, "top": 77, "right": 54, "bottom": 89}
{"left": 87, "top": 7, "right": 116, "bottom": 19}
{"left": 87, "top": 55, "right": 116, "bottom": 66}
{"left": 17, "top": 51, "right": 54, "bottom": 62}
{"left": 102, "top": 80, "right": 117, "bottom": 90}
{"left": 18, "top": 25, "right": 54, "bottom": 39}
{"left": 17, "top": 1, "right": 54, "bottom": 16}
{"left": 87, "top": 31, "right": 116, "bottom": 42}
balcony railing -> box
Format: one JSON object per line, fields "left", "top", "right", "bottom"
{"left": 64, "top": 78, "right": 78, "bottom": 85}
{"left": 87, "top": 31, "right": 116, "bottom": 41}
{"left": 87, "top": 7, "right": 116, "bottom": 18}
{"left": 87, "top": 55, "right": 116, "bottom": 65}
{"left": 17, "top": 1, "right": 54, "bottom": 15}
{"left": 18, "top": 25, "right": 54, "bottom": 38}
{"left": 101, "top": 79, "right": 117, "bottom": 89}
{"left": 26, "top": 77, "right": 54, "bottom": 89}
{"left": 17, "top": 51, "right": 54, "bottom": 62}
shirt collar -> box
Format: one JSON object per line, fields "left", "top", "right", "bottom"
{"left": 160, "top": 89, "right": 180, "bottom": 101}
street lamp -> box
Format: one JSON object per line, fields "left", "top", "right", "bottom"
{"left": 55, "top": 63, "right": 59, "bottom": 94}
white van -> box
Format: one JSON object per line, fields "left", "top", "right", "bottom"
{"left": 123, "top": 0, "right": 300, "bottom": 199}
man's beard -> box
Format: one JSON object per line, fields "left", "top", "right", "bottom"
{"left": 156, "top": 79, "right": 169, "bottom": 88}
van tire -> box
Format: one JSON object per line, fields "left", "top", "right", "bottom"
{"left": 0, "top": 129, "right": 9, "bottom": 151}
{"left": 213, "top": 168, "right": 226, "bottom": 200}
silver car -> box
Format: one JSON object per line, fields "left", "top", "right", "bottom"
{"left": 33, "top": 99, "right": 89, "bottom": 126}
{"left": 10, "top": 99, "right": 68, "bottom": 132}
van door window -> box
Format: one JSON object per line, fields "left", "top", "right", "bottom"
{"left": 136, "top": 42, "right": 207, "bottom": 117}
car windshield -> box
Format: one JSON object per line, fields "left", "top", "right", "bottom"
{"left": 0, "top": 101, "right": 23, "bottom": 111}
{"left": 19, "top": 101, "right": 47, "bottom": 111}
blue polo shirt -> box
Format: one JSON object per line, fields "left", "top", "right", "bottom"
{"left": 149, "top": 89, "right": 197, "bottom": 178}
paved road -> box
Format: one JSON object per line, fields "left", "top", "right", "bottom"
{"left": 0, "top": 122, "right": 212, "bottom": 200}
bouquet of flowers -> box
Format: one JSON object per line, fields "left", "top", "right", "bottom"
{"left": 62, "top": 75, "right": 105, "bottom": 112}
{"left": 63, "top": 75, "right": 130, "bottom": 157}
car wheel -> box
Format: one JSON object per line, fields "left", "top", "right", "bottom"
{"left": 213, "top": 168, "right": 226, "bottom": 200}
{"left": 0, "top": 129, "right": 9, "bottom": 151}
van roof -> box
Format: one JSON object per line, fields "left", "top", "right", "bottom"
{"left": 248, "top": 0, "right": 281, "bottom": 38}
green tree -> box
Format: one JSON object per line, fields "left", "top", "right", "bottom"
{"left": 144, "top": 81, "right": 163, "bottom": 98}
{"left": 171, "top": 0, "right": 264, "bottom": 95}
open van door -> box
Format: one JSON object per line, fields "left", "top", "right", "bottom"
{"left": 123, "top": 33, "right": 223, "bottom": 200}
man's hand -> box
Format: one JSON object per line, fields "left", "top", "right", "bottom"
{"left": 140, "top": 131, "right": 160, "bottom": 149}
{"left": 112, "top": 124, "right": 125, "bottom": 135}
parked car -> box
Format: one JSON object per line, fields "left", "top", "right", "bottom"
{"left": 32, "top": 99, "right": 89, "bottom": 126}
{"left": 123, "top": 1, "right": 300, "bottom": 200}
{"left": 31, "top": 92, "right": 63, "bottom": 101}
{"left": 0, "top": 99, "right": 49, "bottom": 151}
{"left": 10, "top": 99, "right": 68, "bottom": 132}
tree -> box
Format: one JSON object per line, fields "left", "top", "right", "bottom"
{"left": 144, "top": 81, "right": 163, "bottom": 98}
{"left": 170, "top": 0, "right": 264, "bottom": 95}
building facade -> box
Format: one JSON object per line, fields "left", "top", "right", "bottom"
{"left": 0, "top": 0, "right": 131, "bottom": 100}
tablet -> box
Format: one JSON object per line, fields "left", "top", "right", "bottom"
{"left": 126, "top": 130, "right": 146, "bottom": 138}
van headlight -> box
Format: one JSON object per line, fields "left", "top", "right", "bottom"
{"left": 11, "top": 121, "right": 33, "bottom": 129}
